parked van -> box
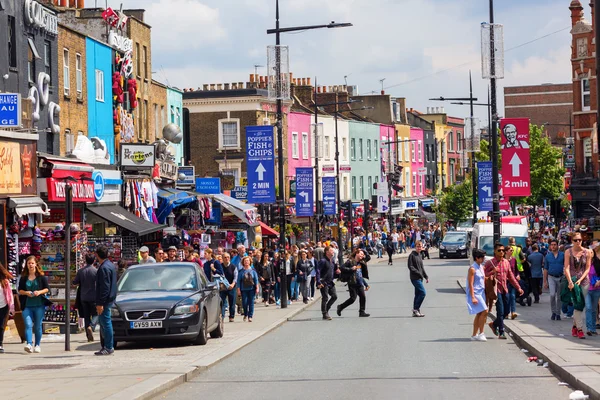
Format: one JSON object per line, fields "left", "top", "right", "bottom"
{"left": 469, "top": 222, "right": 529, "bottom": 263}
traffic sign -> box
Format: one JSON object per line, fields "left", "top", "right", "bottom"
{"left": 322, "top": 165, "right": 335, "bottom": 173}
{"left": 295, "top": 167, "right": 314, "bottom": 217}
{"left": 501, "top": 118, "right": 531, "bottom": 197}
{"left": 477, "top": 161, "right": 493, "bottom": 212}
{"left": 0, "top": 93, "right": 21, "bottom": 128}
{"left": 246, "top": 126, "right": 276, "bottom": 204}
{"left": 322, "top": 176, "right": 336, "bottom": 215}
{"left": 340, "top": 165, "right": 351, "bottom": 172}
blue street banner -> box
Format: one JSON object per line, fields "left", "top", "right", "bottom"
{"left": 322, "top": 176, "right": 336, "bottom": 215}
{"left": 477, "top": 161, "right": 493, "bottom": 212}
{"left": 196, "top": 177, "right": 221, "bottom": 194}
{"left": 246, "top": 126, "right": 276, "bottom": 204}
{"left": 295, "top": 167, "right": 314, "bottom": 217}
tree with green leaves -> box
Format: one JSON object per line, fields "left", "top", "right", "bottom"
{"left": 437, "top": 179, "right": 473, "bottom": 222}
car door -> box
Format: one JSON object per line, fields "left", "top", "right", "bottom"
{"left": 198, "top": 268, "right": 217, "bottom": 327}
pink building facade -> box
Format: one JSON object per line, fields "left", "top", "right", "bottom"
{"left": 410, "top": 127, "right": 425, "bottom": 197}
{"left": 287, "top": 112, "right": 313, "bottom": 202}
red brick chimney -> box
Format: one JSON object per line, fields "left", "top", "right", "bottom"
{"left": 570, "top": 0, "right": 584, "bottom": 27}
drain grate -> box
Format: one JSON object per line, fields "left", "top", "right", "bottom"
{"left": 14, "top": 363, "right": 79, "bottom": 371}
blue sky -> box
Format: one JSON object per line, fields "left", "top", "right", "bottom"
{"left": 113, "top": 0, "right": 574, "bottom": 123}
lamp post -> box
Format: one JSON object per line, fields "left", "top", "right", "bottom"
{"left": 267, "top": 0, "right": 351, "bottom": 308}
{"left": 61, "top": 176, "right": 77, "bottom": 351}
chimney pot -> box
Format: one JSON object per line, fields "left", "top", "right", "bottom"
{"left": 441, "top": 106, "right": 445, "bottom": 113}
{"left": 250, "top": 74, "right": 255, "bottom": 83}
{"left": 289, "top": 72, "right": 294, "bottom": 83}
{"left": 323, "top": 86, "right": 327, "bottom": 93}
{"left": 68, "top": 0, "right": 75, "bottom": 7}
{"left": 224, "top": 83, "right": 230, "bottom": 90}
{"left": 254, "top": 74, "right": 259, "bottom": 83}
{"left": 307, "top": 77, "right": 311, "bottom": 86}
{"left": 343, "top": 85, "right": 347, "bottom": 92}
{"left": 232, "top": 83, "right": 238, "bottom": 89}
{"left": 203, "top": 84, "right": 209, "bottom": 91}
{"left": 260, "top": 76, "right": 265, "bottom": 83}
{"left": 381, "top": 90, "right": 385, "bottom": 95}
{"left": 76, "top": 0, "right": 84, "bottom": 8}
{"left": 210, "top": 84, "right": 216, "bottom": 91}
{"left": 317, "top": 86, "right": 321, "bottom": 93}
{"left": 217, "top": 84, "right": 223, "bottom": 90}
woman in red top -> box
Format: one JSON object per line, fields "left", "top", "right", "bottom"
{"left": 564, "top": 232, "right": 592, "bottom": 339}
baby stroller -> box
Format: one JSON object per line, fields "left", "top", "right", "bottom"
{"left": 516, "top": 258, "right": 533, "bottom": 307}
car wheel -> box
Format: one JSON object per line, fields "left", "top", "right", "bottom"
{"left": 194, "top": 311, "right": 208, "bottom": 345}
{"left": 210, "top": 312, "right": 224, "bottom": 339}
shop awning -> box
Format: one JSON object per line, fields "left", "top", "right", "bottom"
{"left": 260, "top": 221, "right": 279, "bottom": 237}
{"left": 209, "top": 193, "right": 259, "bottom": 227}
{"left": 8, "top": 197, "right": 49, "bottom": 217}
{"left": 86, "top": 205, "right": 166, "bottom": 236}
{"left": 156, "top": 188, "right": 197, "bottom": 223}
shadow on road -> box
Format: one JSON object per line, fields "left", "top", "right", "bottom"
{"left": 436, "top": 288, "right": 466, "bottom": 294}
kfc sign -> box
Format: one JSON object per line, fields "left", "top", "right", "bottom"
{"left": 501, "top": 118, "right": 531, "bottom": 197}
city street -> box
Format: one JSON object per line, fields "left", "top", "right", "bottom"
{"left": 156, "top": 254, "right": 571, "bottom": 400}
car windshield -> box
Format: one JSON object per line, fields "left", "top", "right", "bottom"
{"left": 443, "top": 233, "right": 467, "bottom": 244}
{"left": 118, "top": 265, "right": 198, "bottom": 292}
{"left": 479, "top": 236, "right": 527, "bottom": 255}
{"left": 458, "top": 220, "right": 472, "bottom": 228}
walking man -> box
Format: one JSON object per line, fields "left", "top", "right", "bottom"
{"left": 94, "top": 246, "right": 117, "bottom": 355}
{"left": 138, "top": 246, "right": 156, "bottom": 264}
{"left": 74, "top": 253, "right": 98, "bottom": 342}
{"left": 485, "top": 243, "right": 523, "bottom": 339}
{"left": 220, "top": 253, "right": 238, "bottom": 322}
{"left": 337, "top": 249, "right": 370, "bottom": 317}
{"left": 543, "top": 239, "right": 565, "bottom": 320}
{"left": 316, "top": 246, "right": 338, "bottom": 320}
{"left": 527, "top": 244, "right": 545, "bottom": 303}
{"left": 408, "top": 241, "right": 429, "bottom": 317}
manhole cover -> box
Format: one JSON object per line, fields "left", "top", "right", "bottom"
{"left": 14, "top": 364, "right": 79, "bottom": 371}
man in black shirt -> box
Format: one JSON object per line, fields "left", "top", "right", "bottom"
{"left": 74, "top": 253, "right": 98, "bottom": 342}
{"left": 95, "top": 246, "right": 117, "bottom": 356}
{"left": 316, "top": 246, "right": 339, "bottom": 320}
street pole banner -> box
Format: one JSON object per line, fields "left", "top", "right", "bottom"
{"left": 295, "top": 167, "right": 314, "bottom": 217}
{"left": 377, "top": 176, "right": 389, "bottom": 214}
{"left": 500, "top": 118, "right": 531, "bottom": 197}
{"left": 477, "top": 161, "right": 493, "bottom": 212}
{"left": 246, "top": 126, "right": 276, "bottom": 204}
{"left": 322, "top": 176, "right": 336, "bottom": 215}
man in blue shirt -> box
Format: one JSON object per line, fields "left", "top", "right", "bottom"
{"left": 543, "top": 239, "right": 566, "bottom": 320}
{"left": 527, "top": 244, "right": 545, "bottom": 303}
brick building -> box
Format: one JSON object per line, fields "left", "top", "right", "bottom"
{"left": 182, "top": 76, "right": 289, "bottom": 196}
{"left": 504, "top": 83, "right": 573, "bottom": 145}
{"left": 57, "top": 22, "right": 87, "bottom": 156}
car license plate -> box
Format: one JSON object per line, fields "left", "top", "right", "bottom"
{"left": 130, "top": 320, "right": 163, "bottom": 329}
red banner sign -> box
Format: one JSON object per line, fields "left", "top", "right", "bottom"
{"left": 501, "top": 118, "right": 531, "bottom": 197}
{"left": 46, "top": 178, "right": 95, "bottom": 202}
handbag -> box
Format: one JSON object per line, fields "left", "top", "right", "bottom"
{"left": 42, "top": 295, "right": 54, "bottom": 307}
{"left": 214, "top": 275, "right": 230, "bottom": 291}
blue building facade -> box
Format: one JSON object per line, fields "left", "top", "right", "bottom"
{"left": 167, "top": 87, "right": 184, "bottom": 165}
{"left": 85, "top": 38, "right": 114, "bottom": 163}
{"left": 349, "top": 121, "right": 381, "bottom": 202}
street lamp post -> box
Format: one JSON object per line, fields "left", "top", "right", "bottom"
{"left": 489, "top": 0, "right": 501, "bottom": 243}
{"left": 267, "top": 0, "right": 351, "bottom": 308}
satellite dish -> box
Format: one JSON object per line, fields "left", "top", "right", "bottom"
{"left": 163, "top": 123, "right": 182, "bottom": 143}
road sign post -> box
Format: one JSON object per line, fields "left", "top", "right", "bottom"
{"left": 500, "top": 118, "right": 531, "bottom": 197}
{"left": 477, "top": 161, "right": 493, "bottom": 212}
{"left": 246, "top": 126, "right": 276, "bottom": 204}
{"left": 295, "top": 168, "right": 314, "bottom": 217}
{"left": 322, "top": 176, "right": 336, "bottom": 215}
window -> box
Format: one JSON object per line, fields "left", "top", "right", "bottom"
{"left": 28, "top": 42, "right": 35, "bottom": 83}
{"left": 63, "top": 49, "right": 70, "bottom": 95}
{"left": 418, "top": 140, "right": 422, "bottom": 162}
{"left": 406, "top": 171, "right": 410, "bottom": 196}
{"left": 342, "top": 138, "right": 347, "bottom": 160}
{"left": 143, "top": 46, "right": 148, "bottom": 79}
{"left": 374, "top": 140, "right": 378, "bottom": 160}
{"left": 582, "top": 79, "right": 591, "bottom": 111}
{"left": 412, "top": 173, "right": 417, "bottom": 195}
{"left": 75, "top": 53, "right": 82, "bottom": 97}
{"left": 324, "top": 136, "right": 330, "bottom": 160}
{"left": 292, "top": 132, "right": 299, "bottom": 158}
{"left": 95, "top": 69, "right": 104, "bottom": 101}
{"left": 418, "top": 174, "right": 423, "bottom": 195}
{"left": 65, "top": 129, "right": 73, "bottom": 154}
{"left": 352, "top": 176, "right": 356, "bottom": 199}
{"left": 359, "top": 139, "right": 364, "bottom": 160}
{"left": 351, "top": 138, "right": 356, "bottom": 160}
{"left": 360, "top": 176, "right": 364, "bottom": 200}
{"left": 425, "top": 144, "right": 430, "bottom": 162}
{"left": 218, "top": 119, "right": 240, "bottom": 149}
{"left": 8, "top": 16, "right": 17, "bottom": 68}
{"left": 154, "top": 104, "right": 159, "bottom": 138}
{"left": 302, "top": 133, "right": 308, "bottom": 159}
{"left": 221, "top": 168, "right": 239, "bottom": 186}
{"left": 367, "top": 139, "right": 372, "bottom": 160}
{"left": 448, "top": 131, "right": 454, "bottom": 151}
{"left": 368, "top": 176, "right": 372, "bottom": 198}
{"left": 44, "top": 41, "right": 51, "bottom": 84}
{"left": 136, "top": 43, "right": 141, "bottom": 77}
{"left": 143, "top": 100, "right": 148, "bottom": 138}
{"left": 457, "top": 132, "right": 462, "bottom": 152}
{"left": 411, "top": 142, "right": 416, "bottom": 162}
{"left": 405, "top": 142, "right": 409, "bottom": 163}
{"left": 344, "top": 176, "right": 349, "bottom": 200}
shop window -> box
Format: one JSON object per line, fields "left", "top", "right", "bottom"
{"left": 76, "top": 53, "right": 82, "bottom": 97}
{"left": 302, "top": 132, "right": 308, "bottom": 159}
{"left": 63, "top": 49, "right": 70, "bottom": 95}
{"left": 292, "top": 132, "right": 298, "bottom": 158}
{"left": 95, "top": 69, "right": 104, "bottom": 102}
{"left": 218, "top": 119, "right": 240, "bottom": 150}
{"left": 8, "top": 16, "right": 17, "bottom": 68}
{"left": 582, "top": 79, "right": 591, "bottom": 111}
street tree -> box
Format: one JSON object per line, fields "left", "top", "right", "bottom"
{"left": 438, "top": 179, "right": 472, "bottom": 223}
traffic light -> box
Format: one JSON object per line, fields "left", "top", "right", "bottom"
{"left": 363, "top": 199, "right": 370, "bottom": 230}
{"left": 392, "top": 184, "right": 404, "bottom": 192}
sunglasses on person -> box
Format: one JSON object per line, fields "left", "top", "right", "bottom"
{"left": 573, "top": 239, "right": 582, "bottom": 242}
{"left": 496, "top": 249, "right": 505, "bottom": 253}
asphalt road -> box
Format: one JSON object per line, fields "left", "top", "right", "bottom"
{"left": 156, "top": 253, "right": 572, "bottom": 400}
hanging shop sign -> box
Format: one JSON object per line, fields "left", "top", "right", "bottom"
{"left": 156, "top": 160, "right": 178, "bottom": 181}
{"left": 0, "top": 141, "right": 37, "bottom": 196}
{"left": 120, "top": 144, "right": 155, "bottom": 168}
{"left": 108, "top": 31, "right": 133, "bottom": 53}
{"left": 196, "top": 177, "right": 221, "bottom": 194}
{"left": 24, "top": 0, "right": 58, "bottom": 36}
{"left": 47, "top": 179, "right": 94, "bottom": 202}
{"left": 177, "top": 166, "right": 195, "bottom": 187}
{"left": 92, "top": 169, "right": 121, "bottom": 203}
{"left": 246, "top": 126, "right": 276, "bottom": 204}
{"left": 102, "top": 7, "right": 128, "bottom": 30}
{"left": 92, "top": 171, "right": 105, "bottom": 201}
{"left": 0, "top": 94, "right": 21, "bottom": 128}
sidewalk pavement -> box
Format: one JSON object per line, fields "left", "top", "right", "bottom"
{"left": 2, "top": 295, "right": 319, "bottom": 400}
{"left": 457, "top": 279, "right": 600, "bottom": 400}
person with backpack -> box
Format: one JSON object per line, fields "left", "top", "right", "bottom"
{"left": 237, "top": 256, "right": 259, "bottom": 322}
{"left": 336, "top": 249, "right": 370, "bottom": 318}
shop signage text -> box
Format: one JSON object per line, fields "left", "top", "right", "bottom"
{"left": 196, "top": 178, "right": 221, "bottom": 194}
{"left": 120, "top": 144, "right": 155, "bottom": 168}
{"left": 102, "top": 7, "right": 128, "bottom": 30}
{"left": 500, "top": 118, "right": 531, "bottom": 197}
{"left": 246, "top": 126, "right": 275, "bottom": 204}
{"left": 177, "top": 166, "right": 195, "bottom": 186}
{"left": 92, "top": 171, "right": 105, "bottom": 201}
{"left": 0, "top": 142, "right": 21, "bottom": 194}
{"left": 477, "top": 161, "right": 493, "bottom": 212}
{"left": 157, "top": 160, "right": 178, "bottom": 181}
{"left": 48, "top": 178, "right": 94, "bottom": 202}
{"left": 295, "top": 167, "right": 314, "bottom": 217}
{"left": 322, "top": 176, "right": 336, "bottom": 215}
{"left": 0, "top": 94, "right": 21, "bottom": 128}
{"left": 108, "top": 31, "right": 133, "bottom": 53}
{"left": 24, "top": 0, "right": 58, "bottom": 35}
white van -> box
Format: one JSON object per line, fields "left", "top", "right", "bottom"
{"left": 469, "top": 222, "right": 529, "bottom": 263}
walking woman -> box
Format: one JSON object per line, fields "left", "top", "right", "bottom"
{"left": 284, "top": 251, "right": 295, "bottom": 304}
{"left": 586, "top": 244, "right": 600, "bottom": 336}
{"left": 237, "top": 256, "right": 259, "bottom": 322}
{"left": 18, "top": 256, "right": 50, "bottom": 353}
{"left": 386, "top": 238, "right": 395, "bottom": 266}
{"left": 505, "top": 246, "right": 519, "bottom": 320}
{"left": 256, "top": 252, "right": 274, "bottom": 307}
{"left": 467, "top": 249, "right": 488, "bottom": 341}
{"left": 564, "top": 232, "right": 592, "bottom": 339}
{"left": 296, "top": 250, "right": 312, "bottom": 304}
{"left": 308, "top": 250, "right": 317, "bottom": 300}
{"left": 272, "top": 252, "right": 282, "bottom": 306}
{"left": 0, "top": 263, "right": 15, "bottom": 353}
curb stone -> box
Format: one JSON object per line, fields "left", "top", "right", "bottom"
{"left": 456, "top": 279, "right": 600, "bottom": 400}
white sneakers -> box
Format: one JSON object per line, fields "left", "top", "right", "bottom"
{"left": 24, "top": 344, "right": 41, "bottom": 353}
{"left": 471, "top": 333, "right": 487, "bottom": 342}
